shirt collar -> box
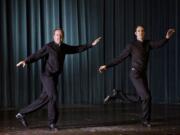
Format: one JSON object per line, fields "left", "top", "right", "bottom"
{"left": 54, "top": 41, "right": 62, "bottom": 47}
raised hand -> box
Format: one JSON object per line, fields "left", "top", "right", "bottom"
{"left": 99, "top": 65, "right": 107, "bottom": 73}
{"left": 16, "top": 60, "right": 26, "bottom": 68}
{"left": 92, "top": 37, "right": 102, "bottom": 46}
{"left": 166, "top": 28, "right": 175, "bottom": 39}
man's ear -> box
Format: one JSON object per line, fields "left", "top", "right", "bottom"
{"left": 135, "top": 32, "right": 137, "bottom": 36}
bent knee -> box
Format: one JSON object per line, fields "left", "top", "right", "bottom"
{"left": 141, "top": 94, "right": 151, "bottom": 101}
{"left": 48, "top": 95, "right": 57, "bottom": 102}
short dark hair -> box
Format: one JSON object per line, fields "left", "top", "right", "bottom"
{"left": 135, "top": 25, "right": 145, "bottom": 31}
{"left": 53, "top": 28, "right": 64, "bottom": 36}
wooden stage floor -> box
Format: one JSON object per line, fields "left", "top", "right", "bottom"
{"left": 0, "top": 104, "right": 180, "bottom": 135}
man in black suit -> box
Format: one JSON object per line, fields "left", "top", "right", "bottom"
{"left": 99, "top": 26, "right": 175, "bottom": 127}
{"left": 16, "top": 28, "right": 101, "bottom": 130}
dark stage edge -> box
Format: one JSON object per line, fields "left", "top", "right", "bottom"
{"left": 0, "top": 104, "right": 180, "bottom": 135}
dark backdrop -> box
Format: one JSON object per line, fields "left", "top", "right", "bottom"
{"left": 0, "top": 0, "right": 180, "bottom": 108}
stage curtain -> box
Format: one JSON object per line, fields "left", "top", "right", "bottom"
{"left": 0, "top": 0, "right": 179, "bottom": 108}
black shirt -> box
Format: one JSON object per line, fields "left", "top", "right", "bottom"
{"left": 106, "top": 38, "right": 169, "bottom": 72}
{"left": 25, "top": 41, "right": 92, "bottom": 75}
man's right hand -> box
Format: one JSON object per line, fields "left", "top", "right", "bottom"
{"left": 16, "top": 60, "right": 26, "bottom": 68}
{"left": 99, "top": 65, "right": 107, "bottom": 73}
{"left": 166, "top": 28, "right": 175, "bottom": 39}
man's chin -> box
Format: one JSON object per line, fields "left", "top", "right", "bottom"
{"left": 54, "top": 41, "right": 61, "bottom": 44}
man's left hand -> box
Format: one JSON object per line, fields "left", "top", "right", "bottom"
{"left": 92, "top": 37, "right": 102, "bottom": 46}
{"left": 166, "top": 28, "right": 175, "bottom": 39}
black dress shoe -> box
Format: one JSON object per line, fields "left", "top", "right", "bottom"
{"left": 49, "top": 124, "right": 58, "bottom": 131}
{"left": 16, "top": 113, "right": 28, "bottom": 128}
{"left": 104, "top": 95, "right": 111, "bottom": 104}
{"left": 142, "top": 121, "right": 152, "bottom": 128}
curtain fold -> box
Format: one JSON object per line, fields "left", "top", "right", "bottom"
{"left": 0, "top": 0, "right": 179, "bottom": 108}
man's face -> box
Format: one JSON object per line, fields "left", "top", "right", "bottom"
{"left": 53, "top": 30, "right": 64, "bottom": 44}
{"left": 135, "top": 26, "right": 145, "bottom": 40}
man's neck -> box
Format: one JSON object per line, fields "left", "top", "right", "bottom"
{"left": 137, "top": 38, "right": 144, "bottom": 42}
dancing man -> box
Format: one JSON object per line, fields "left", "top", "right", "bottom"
{"left": 99, "top": 26, "right": 175, "bottom": 127}
{"left": 16, "top": 28, "right": 101, "bottom": 130}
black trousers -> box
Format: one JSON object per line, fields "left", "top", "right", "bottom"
{"left": 19, "top": 73, "right": 59, "bottom": 125}
{"left": 130, "top": 69, "right": 151, "bottom": 122}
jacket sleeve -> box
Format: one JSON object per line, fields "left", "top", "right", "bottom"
{"left": 63, "top": 44, "right": 93, "bottom": 54}
{"left": 149, "top": 38, "right": 169, "bottom": 49}
{"left": 106, "top": 44, "right": 131, "bottom": 68}
{"left": 24, "top": 45, "right": 48, "bottom": 64}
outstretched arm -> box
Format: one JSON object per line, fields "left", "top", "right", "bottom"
{"left": 64, "top": 37, "right": 102, "bottom": 54}
{"left": 99, "top": 44, "right": 131, "bottom": 73}
{"left": 16, "top": 45, "right": 48, "bottom": 68}
{"left": 150, "top": 28, "right": 175, "bottom": 49}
